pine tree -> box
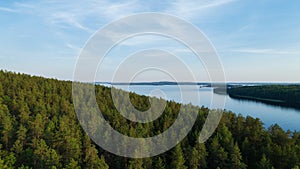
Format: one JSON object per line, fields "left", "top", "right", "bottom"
{"left": 189, "top": 142, "right": 207, "bottom": 169}
{"left": 0, "top": 108, "right": 13, "bottom": 149}
{"left": 33, "top": 139, "right": 60, "bottom": 168}
{"left": 257, "top": 154, "right": 273, "bottom": 169}
{"left": 83, "top": 135, "right": 108, "bottom": 169}
{"left": 65, "top": 158, "right": 81, "bottom": 169}
{"left": 154, "top": 157, "right": 165, "bottom": 169}
{"left": 127, "top": 158, "right": 143, "bottom": 169}
{"left": 0, "top": 145, "right": 16, "bottom": 169}
{"left": 209, "top": 137, "right": 228, "bottom": 169}
{"left": 170, "top": 144, "right": 187, "bottom": 169}
{"left": 30, "top": 113, "right": 44, "bottom": 139}
{"left": 230, "top": 142, "right": 246, "bottom": 169}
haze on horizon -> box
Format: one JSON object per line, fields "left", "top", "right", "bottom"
{"left": 1, "top": 0, "right": 300, "bottom": 83}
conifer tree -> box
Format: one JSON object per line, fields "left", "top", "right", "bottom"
{"left": 171, "top": 144, "right": 187, "bottom": 169}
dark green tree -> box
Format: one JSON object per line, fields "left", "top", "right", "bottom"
{"left": 230, "top": 142, "right": 246, "bottom": 169}
{"left": 83, "top": 135, "right": 108, "bottom": 169}
{"left": 189, "top": 142, "right": 207, "bottom": 169}
{"left": 257, "top": 154, "right": 273, "bottom": 169}
{"left": 170, "top": 144, "right": 187, "bottom": 169}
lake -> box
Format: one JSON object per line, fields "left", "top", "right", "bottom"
{"left": 102, "top": 84, "right": 300, "bottom": 131}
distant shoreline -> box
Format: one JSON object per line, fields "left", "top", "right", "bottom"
{"left": 227, "top": 85, "right": 300, "bottom": 110}
{"left": 96, "top": 82, "right": 300, "bottom": 86}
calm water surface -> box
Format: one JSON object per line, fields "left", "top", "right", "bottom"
{"left": 106, "top": 84, "right": 300, "bottom": 131}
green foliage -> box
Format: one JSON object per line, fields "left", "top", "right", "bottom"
{"left": 0, "top": 70, "right": 299, "bottom": 169}
{"left": 83, "top": 135, "right": 108, "bottom": 169}
{"left": 228, "top": 85, "right": 300, "bottom": 109}
{"left": 170, "top": 144, "right": 187, "bottom": 169}
{"left": 230, "top": 143, "right": 246, "bottom": 169}
{"left": 127, "top": 158, "right": 143, "bottom": 169}
{"left": 188, "top": 142, "right": 207, "bottom": 169}
{"left": 257, "top": 154, "right": 273, "bottom": 169}
{"left": 154, "top": 157, "right": 165, "bottom": 169}
{"left": 33, "top": 139, "right": 60, "bottom": 168}
{"left": 0, "top": 145, "right": 16, "bottom": 169}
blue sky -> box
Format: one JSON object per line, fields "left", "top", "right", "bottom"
{"left": 1, "top": 0, "right": 300, "bottom": 82}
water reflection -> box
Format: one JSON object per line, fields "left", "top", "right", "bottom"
{"left": 108, "top": 85, "right": 300, "bottom": 131}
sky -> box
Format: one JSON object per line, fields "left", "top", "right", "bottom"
{"left": 1, "top": 0, "right": 300, "bottom": 82}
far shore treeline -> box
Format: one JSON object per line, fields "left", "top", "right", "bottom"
{"left": 227, "top": 85, "right": 300, "bottom": 110}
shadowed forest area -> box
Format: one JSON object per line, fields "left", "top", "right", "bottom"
{"left": 228, "top": 85, "right": 300, "bottom": 110}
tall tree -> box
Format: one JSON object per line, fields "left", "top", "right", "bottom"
{"left": 230, "top": 142, "right": 246, "bottom": 169}
{"left": 189, "top": 142, "right": 207, "bottom": 169}
{"left": 257, "top": 154, "right": 273, "bottom": 169}
{"left": 0, "top": 107, "right": 13, "bottom": 149}
{"left": 208, "top": 137, "right": 228, "bottom": 169}
{"left": 153, "top": 157, "right": 165, "bottom": 169}
{"left": 33, "top": 139, "right": 60, "bottom": 168}
{"left": 170, "top": 144, "right": 187, "bottom": 169}
{"left": 83, "top": 135, "right": 108, "bottom": 169}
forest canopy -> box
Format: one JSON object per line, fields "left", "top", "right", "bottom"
{"left": 228, "top": 85, "right": 300, "bottom": 109}
{"left": 0, "top": 70, "right": 299, "bottom": 169}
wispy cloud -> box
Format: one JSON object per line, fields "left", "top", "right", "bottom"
{"left": 0, "top": 7, "right": 17, "bottom": 13}
{"left": 50, "top": 12, "right": 93, "bottom": 32}
{"left": 92, "top": 0, "right": 144, "bottom": 20}
{"left": 231, "top": 48, "right": 300, "bottom": 55}
{"left": 165, "top": 0, "right": 237, "bottom": 19}
{"left": 8, "top": 0, "right": 236, "bottom": 33}
{"left": 66, "top": 43, "right": 82, "bottom": 52}
{"left": 14, "top": 2, "right": 36, "bottom": 9}
{"left": 10, "top": 0, "right": 144, "bottom": 33}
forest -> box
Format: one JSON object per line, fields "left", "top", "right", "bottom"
{"left": 228, "top": 85, "right": 300, "bottom": 109}
{"left": 0, "top": 70, "right": 299, "bottom": 169}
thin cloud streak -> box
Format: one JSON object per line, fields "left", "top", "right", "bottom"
{"left": 50, "top": 12, "right": 94, "bottom": 33}
{"left": 14, "top": 2, "right": 36, "bottom": 9}
{"left": 66, "top": 43, "right": 82, "bottom": 52}
{"left": 0, "top": 7, "right": 17, "bottom": 13}
{"left": 165, "top": 0, "right": 237, "bottom": 19}
{"left": 94, "top": 0, "right": 143, "bottom": 20}
{"left": 231, "top": 48, "right": 300, "bottom": 55}
{"left": 9, "top": 0, "right": 144, "bottom": 33}
{"left": 8, "top": 0, "right": 236, "bottom": 34}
